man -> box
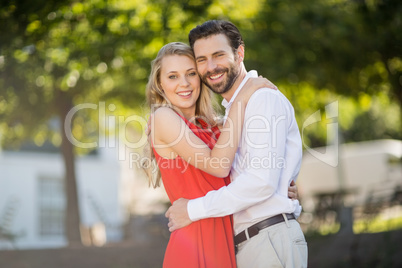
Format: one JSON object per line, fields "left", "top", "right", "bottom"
{"left": 166, "top": 20, "right": 307, "bottom": 267}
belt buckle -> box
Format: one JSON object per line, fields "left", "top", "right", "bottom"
{"left": 247, "top": 226, "right": 259, "bottom": 239}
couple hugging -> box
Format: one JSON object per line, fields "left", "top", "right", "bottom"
{"left": 144, "top": 20, "right": 307, "bottom": 268}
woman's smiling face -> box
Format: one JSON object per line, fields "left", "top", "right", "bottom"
{"left": 159, "top": 55, "right": 201, "bottom": 118}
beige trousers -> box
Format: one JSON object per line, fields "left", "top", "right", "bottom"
{"left": 236, "top": 216, "right": 308, "bottom": 268}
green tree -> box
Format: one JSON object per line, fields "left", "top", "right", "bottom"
{"left": 244, "top": 0, "right": 401, "bottom": 145}
{"left": 0, "top": 0, "right": 143, "bottom": 245}
{"left": 0, "top": 0, "right": 215, "bottom": 245}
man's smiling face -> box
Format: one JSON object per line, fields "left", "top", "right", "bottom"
{"left": 193, "top": 34, "right": 241, "bottom": 95}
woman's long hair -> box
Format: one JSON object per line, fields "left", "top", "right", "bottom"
{"left": 143, "top": 42, "right": 217, "bottom": 188}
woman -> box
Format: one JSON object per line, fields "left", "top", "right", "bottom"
{"left": 144, "top": 42, "right": 283, "bottom": 267}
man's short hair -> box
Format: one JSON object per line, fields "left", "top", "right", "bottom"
{"left": 189, "top": 20, "right": 245, "bottom": 54}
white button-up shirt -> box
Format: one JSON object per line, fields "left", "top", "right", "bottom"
{"left": 188, "top": 70, "right": 302, "bottom": 235}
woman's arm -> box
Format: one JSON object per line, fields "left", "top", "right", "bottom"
{"left": 152, "top": 77, "right": 276, "bottom": 177}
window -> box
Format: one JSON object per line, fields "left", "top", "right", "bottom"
{"left": 38, "top": 176, "right": 66, "bottom": 237}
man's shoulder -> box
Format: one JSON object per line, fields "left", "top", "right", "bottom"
{"left": 248, "top": 88, "right": 287, "bottom": 105}
{"left": 245, "top": 88, "right": 295, "bottom": 120}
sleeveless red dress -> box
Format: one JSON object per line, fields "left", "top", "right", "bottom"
{"left": 153, "top": 116, "right": 236, "bottom": 268}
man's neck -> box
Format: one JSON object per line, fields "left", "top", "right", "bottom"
{"left": 221, "top": 65, "right": 247, "bottom": 102}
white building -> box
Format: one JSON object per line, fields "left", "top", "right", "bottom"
{"left": 298, "top": 139, "right": 402, "bottom": 214}
{"left": 0, "top": 143, "right": 168, "bottom": 250}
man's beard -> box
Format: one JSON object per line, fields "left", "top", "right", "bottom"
{"left": 201, "top": 62, "right": 240, "bottom": 95}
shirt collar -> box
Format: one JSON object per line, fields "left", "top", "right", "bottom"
{"left": 221, "top": 70, "right": 259, "bottom": 109}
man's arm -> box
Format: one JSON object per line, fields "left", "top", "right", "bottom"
{"left": 166, "top": 90, "right": 301, "bottom": 231}
{"left": 166, "top": 181, "right": 298, "bottom": 232}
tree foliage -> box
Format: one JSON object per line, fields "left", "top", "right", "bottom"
{"left": 2, "top": 0, "right": 400, "bottom": 148}
{"left": 243, "top": 0, "right": 402, "bottom": 146}
{"left": 0, "top": 0, "right": 217, "bottom": 245}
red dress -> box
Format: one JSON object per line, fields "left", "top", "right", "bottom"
{"left": 153, "top": 116, "right": 236, "bottom": 268}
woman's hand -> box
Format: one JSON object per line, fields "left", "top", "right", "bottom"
{"left": 288, "top": 180, "right": 298, "bottom": 200}
{"left": 235, "top": 76, "right": 277, "bottom": 105}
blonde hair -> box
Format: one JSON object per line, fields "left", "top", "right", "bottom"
{"left": 144, "top": 42, "right": 217, "bottom": 188}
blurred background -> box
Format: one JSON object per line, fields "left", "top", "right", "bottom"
{"left": 0, "top": 0, "right": 401, "bottom": 267}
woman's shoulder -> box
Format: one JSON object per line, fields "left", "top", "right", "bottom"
{"left": 152, "top": 107, "right": 188, "bottom": 135}
{"left": 154, "top": 106, "right": 175, "bottom": 116}
{"left": 153, "top": 106, "right": 181, "bottom": 123}
{"left": 151, "top": 107, "right": 186, "bottom": 145}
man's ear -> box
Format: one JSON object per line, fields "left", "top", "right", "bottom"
{"left": 237, "top": 45, "right": 245, "bottom": 62}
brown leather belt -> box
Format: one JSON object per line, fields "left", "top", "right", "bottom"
{"left": 234, "top": 213, "right": 296, "bottom": 246}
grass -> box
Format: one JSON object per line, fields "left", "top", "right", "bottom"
{"left": 308, "top": 214, "right": 402, "bottom": 237}
{"left": 353, "top": 215, "right": 402, "bottom": 233}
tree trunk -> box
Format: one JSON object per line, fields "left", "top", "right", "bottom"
{"left": 58, "top": 91, "right": 82, "bottom": 246}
